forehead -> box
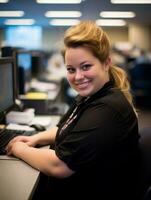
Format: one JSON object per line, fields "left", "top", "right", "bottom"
{"left": 65, "top": 47, "right": 97, "bottom": 64}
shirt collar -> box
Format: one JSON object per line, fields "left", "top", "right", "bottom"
{"left": 75, "top": 80, "right": 114, "bottom": 105}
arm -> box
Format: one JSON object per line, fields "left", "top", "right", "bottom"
{"left": 6, "top": 139, "right": 74, "bottom": 178}
{"left": 31, "top": 126, "right": 58, "bottom": 146}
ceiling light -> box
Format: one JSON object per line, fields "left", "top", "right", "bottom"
{"left": 50, "top": 19, "right": 80, "bottom": 26}
{"left": 100, "top": 11, "right": 135, "bottom": 18}
{"left": 45, "top": 11, "right": 82, "bottom": 18}
{"left": 96, "top": 19, "right": 126, "bottom": 26}
{"left": 0, "top": 0, "right": 9, "bottom": 2}
{"left": 111, "top": 0, "right": 151, "bottom": 4}
{"left": 4, "top": 19, "right": 35, "bottom": 25}
{"left": 37, "top": 0, "right": 81, "bottom": 4}
{"left": 0, "top": 11, "right": 24, "bottom": 17}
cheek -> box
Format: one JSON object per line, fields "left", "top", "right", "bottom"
{"left": 67, "top": 73, "right": 74, "bottom": 83}
{"left": 87, "top": 70, "right": 98, "bottom": 78}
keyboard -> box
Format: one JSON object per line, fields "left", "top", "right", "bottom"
{"left": 0, "top": 128, "right": 37, "bottom": 155}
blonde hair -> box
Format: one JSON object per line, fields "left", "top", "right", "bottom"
{"left": 63, "top": 21, "right": 136, "bottom": 113}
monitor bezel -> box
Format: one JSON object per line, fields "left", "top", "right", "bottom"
{"left": 14, "top": 49, "right": 32, "bottom": 94}
{"left": 0, "top": 57, "right": 16, "bottom": 115}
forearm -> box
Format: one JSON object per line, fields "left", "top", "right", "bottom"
{"left": 33, "top": 126, "right": 58, "bottom": 146}
{"left": 17, "top": 146, "right": 56, "bottom": 175}
{"left": 13, "top": 143, "right": 74, "bottom": 178}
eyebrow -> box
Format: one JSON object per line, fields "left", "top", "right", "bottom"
{"left": 80, "top": 61, "right": 89, "bottom": 65}
{"left": 66, "top": 61, "right": 91, "bottom": 68}
{"left": 66, "top": 64, "right": 73, "bottom": 68}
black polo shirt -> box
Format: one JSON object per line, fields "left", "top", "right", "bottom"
{"left": 51, "top": 81, "right": 141, "bottom": 199}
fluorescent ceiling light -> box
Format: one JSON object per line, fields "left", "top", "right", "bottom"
{"left": 0, "top": 0, "right": 9, "bottom": 2}
{"left": 45, "top": 11, "right": 82, "bottom": 18}
{"left": 0, "top": 11, "right": 24, "bottom": 17}
{"left": 100, "top": 11, "right": 135, "bottom": 18}
{"left": 37, "top": 0, "right": 81, "bottom": 4}
{"left": 111, "top": 0, "right": 151, "bottom": 4}
{"left": 50, "top": 19, "right": 80, "bottom": 26}
{"left": 96, "top": 19, "right": 126, "bottom": 26}
{"left": 4, "top": 19, "right": 35, "bottom": 25}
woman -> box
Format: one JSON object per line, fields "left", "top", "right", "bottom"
{"left": 6, "top": 21, "right": 141, "bottom": 199}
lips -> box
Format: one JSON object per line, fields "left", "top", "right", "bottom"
{"left": 76, "top": 81, "right": 90, "bottom": 89}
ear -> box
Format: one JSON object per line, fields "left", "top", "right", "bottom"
{"left": 104, "top": 57, "right": 111, "bottom": 71}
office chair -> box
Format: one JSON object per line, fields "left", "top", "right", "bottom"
{"left": 139, "top": 127, "right": 151, "bottom": 200}
{"left": 128, "top": 63, "right": 151, "bottom": 97}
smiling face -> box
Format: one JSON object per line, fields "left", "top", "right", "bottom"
{"left": 65, "top": 46, "right": 110, "bottom": 97}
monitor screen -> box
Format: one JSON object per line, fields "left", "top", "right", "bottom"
{"left": 0, "top": 58, "right": 15, "bottom": 114}
{"left": 16, "top": 50, "right": 32, "bottom": 94}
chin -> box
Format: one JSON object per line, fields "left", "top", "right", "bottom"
{"left": 78, "top": 90, "right": 92, "bottom": 97}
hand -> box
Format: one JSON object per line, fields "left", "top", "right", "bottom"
{"left": 6, "top": 141, "right": 28, "bottom": 157}
{"left": 7, "top": 135, "right": 37, "bottom": 147}
{"left": 5, "top": 135, "right": 37, "bottom": 154}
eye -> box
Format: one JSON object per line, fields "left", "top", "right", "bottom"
{"left": 81, "top": 64, "right": 92, "bottom": 71}
{"left": 66, "top": 67, "right": 76, "bottom": 74}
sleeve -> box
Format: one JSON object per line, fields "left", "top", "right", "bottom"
{"left": 55, "top": 103, "right": 120, "bottom": 171}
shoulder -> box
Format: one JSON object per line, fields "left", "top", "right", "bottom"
{"left": 83, "top": 88, "right": 136, "bottom": 125}
{"left": 93, "top": 88, "right": 133, "bottom": 115}
{"left": 87, "top": 89, "right": 121, "bottom": 110}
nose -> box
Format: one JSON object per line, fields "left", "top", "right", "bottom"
{"left": 75, "top": 69, "right": 84, "bottom": 81}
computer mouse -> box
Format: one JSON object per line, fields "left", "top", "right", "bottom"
{"left": 30, "top": 124, "right": 46, "bottom": 132}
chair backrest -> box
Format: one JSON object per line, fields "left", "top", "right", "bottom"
{"left": 139, "top": 127, "right": 151, "bottom": 199}
{"left": 130, "top": 63, "right": 151, "bottom": 81}
{"left": 129, "top": 63, "right": 151, "bottom": 91}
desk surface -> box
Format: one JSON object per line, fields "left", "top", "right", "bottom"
{"left": 0, "top": 115, "right": 61, "bottom": 200}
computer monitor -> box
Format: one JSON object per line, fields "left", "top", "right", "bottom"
{"left": 32, "top": 52, "right": 42, "bottom": 78}
{"left": 1, "top": 46, "right": 29, "bottom": 96}
{"left": 1, "top": 46, "right": 14, "bottom": 57}
{"left": 0, "top": 58, "right": 16, "bottom": 119}
{"left": 15, "top": 50, "right": 32, "bottom": 94}
{"left": 31, "top": 51, "right": 46, "bottom": 79}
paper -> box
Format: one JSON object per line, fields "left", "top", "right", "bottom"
{"left": 25, "top": 92, "right": 48, "bottom": 99}
{"left": 31, "top": 116, "right": 52, "bottom": 127}
{"left": 6, "top": 123, "right": 35, "bottom": 131}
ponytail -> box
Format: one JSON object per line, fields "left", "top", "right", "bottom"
{"left": 110, "top": 65, "right": 137, "bottom": 115}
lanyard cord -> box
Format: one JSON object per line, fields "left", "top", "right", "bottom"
{"left": 59, "top": 105, "right": 78, "bottom": 134}
{"left": 59, "top": 97, "right": 90, "bottom": 135}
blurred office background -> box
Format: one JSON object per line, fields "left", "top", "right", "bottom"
{"left": 0, "top": 0, "right": 151, "bottom": 130}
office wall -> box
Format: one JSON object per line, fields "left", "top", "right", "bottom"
{"left": 129, "top": 23, "right": 151, "bottom": 50}
{"left": 0, "top": 27, "right": 66, "bottom": 51}
{"left": 0, "top": 25, "right": 150, "bottom": 52}
{"left": 105, "top": 27, "right": 128, "bottom": 45}
{"left": 0, "top": 26, "right": 129, "bottom": 51}
{"left": 42, "top": 27, "right": 66, "bottom": 51}
{"left": 42, "top": 27, "right": 129, "bottom": 51}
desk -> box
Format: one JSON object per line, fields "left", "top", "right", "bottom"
{"left": 0, "top": 115, "right": 60, "bottom": 200}
{"left": 19, "top": 79, "right": 61, "bottom": 115}
{"left": 29, "top": 79, "right": 61, "bottom": 101}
